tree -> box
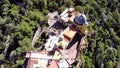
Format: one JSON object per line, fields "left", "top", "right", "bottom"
{"left": 115, "top": 61, "right": 120, "bottom": 68}
{"left": 56, "top": 0, "right": 64, "bottom": 6}
{"left": 34, "top": 0, "right": 47, "bottom": 10}
{"left": 104, "top": 22, "right": 111, "bottom": 28}
{"left": 0, "top": 17, "right": 7, "bottom": 25}
{"left": 58, "top": 6, "right": 66, "bottom": 14}
{"left": 105, "top": 61, "right": 113, "bottom": 68}
{"left": 42, "top": 9, "right": 50, "bottom": 15}
{"left": 19, "top": 21, "right": 33, "bottom": 38}
{"left": 24, "top": 0, "right": 33, "bottom": 9}
{"left": 42, "top": 0, "right": 47, "bottom": 9}
{"left": 75, "top": 0, "right": 86, "bottom": 5}
{"left": 104, "top": 49, "right": 117, "bottom": 65}
{"left": 112, "top": 35, "right": 120, "bottom": 45}
{"left": 75, "top": 6, "right": 84, "bottom": 13}
{"left": 82, "top": 55, "right": 94, "bottom": 68}
{"left": 95, "top": 41, "right": 105, "bottom": 68}
{"left": 0, "top": 43, "right": 5, "bottom": 54}
{"left": 1, "top": 0, "right": 10, "bottom": 17}
{"left": 27, "top": 10, "right": 44, "bottom": 23}
{"left": 84, "top": 4, "right": 92, "bottom": 13}
{"left": 48, "top": 2, "right": 58, "bottom": 11}
{"left": 105, "top": 39, "right": 112, "bottom": 47}
{"left": 64, "top": 0, "right": 74, "bottom": 7}
{"left": 9, "top": 50, "right": 17, "bottom": 64}
{"left": 112, "top": 9, "right": 120, "bottom": 23}
{"left": 109, "top": 28, "right": 116, "bottom": 36}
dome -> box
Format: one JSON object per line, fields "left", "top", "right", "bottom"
{"left": 74, "top": 14, "right": 85, "bottom": 25}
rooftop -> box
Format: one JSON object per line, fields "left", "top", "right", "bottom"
{"left": 25, "top": 8, "right": 88, "bottom": 68}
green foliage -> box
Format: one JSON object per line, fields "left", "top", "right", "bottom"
{"left": 18, "top": 37, "right": 31, "bottom": 47}
{"left": 11, "top": 64, "right": 17, "bottom": 68}
{"left": 0, "top": 54, "right": 4, "bottom": 61}
{"left": 0, "top": 44, "right": 5, "bottom": 53}
{"left": 112, "top": 36, "right": 120, "bottom": 45}
{"left": 34, "top": 0, "right": 47, "bottom": 10}
{"left": 42, "top": 9, "right": 50, "bottom": 15}
{"left": 105, "top": 60, "right": 113, "bottom": 68}
{"left": 16, "top": 60, "right": 24, "bottom": 65}
{"left": 81, "top": 55, "right": 94, "bottom": 68}
{"left": 88, "top": 22, "right": 94, "bottom": 34}
{"left": 9, "top": 4, "right": 20, "bottom": 16}
{"left": 116, "top": 47, "right": 120, "bottom": 61}
{"left": 0, "top": 0, "right": 120, "bottom": 68}
{"left": 58, "top": 6, "right": 66, "bottom": 14}
{"left": 43, "top": 16, "right": 49, "bottom": 23}
{"left": 109, "top": 28, "right": 116, "bottom": 36}
{"left": 1, "top": 3, "right": 10, "bottom": 16}
{"left": 115, "top": 61, "right": 120, "bottom": 68}
{"left": 77, "top": 0, "right": 86, "bottom": 5}
{"left": 35, "top": 38, "right": 44, "bottom": 47}
{"left": 84, "top": 4, "right": 92, "bottom": 13}
{"left": 28, "top": 10, "right": 44, "bottom": 22}
{"left": 24, "top": 0, "right": 33, "bottom": 9}
{"left": 19, "top": 21, "right": 33, "bottom": 37}
{"left": 75, "top": 6, "right": 84, "bottom": 13}
{"left": 0, "top": 17, "right": 7, "bottom": 25}
{"left": 104, "top": 48, "right": 117, "bottom": 67}
{"left": 112, "top": 9, "right": 120, "bottom": 24}
{"left": 4, "top": 61, "right": 11, "bottom": 68}
{"left": 105, "top": 39, "right": 112, "bottom": 46}
{"left": 48, "top": 2, "right": 58, "bottom": 11}
{"left": 64, "top": 0, "right": 74, "bottom": 7}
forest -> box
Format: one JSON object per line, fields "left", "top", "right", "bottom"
{"left": 0, "top": 0, "right": 120, "bottom": 68}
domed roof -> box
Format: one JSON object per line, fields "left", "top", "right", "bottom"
{"left": 74, "top": 14, "right": 85, "bottom": 25}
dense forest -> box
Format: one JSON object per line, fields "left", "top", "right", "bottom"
{"left": 0, "top": 0, "right": 120, "bottom": 68}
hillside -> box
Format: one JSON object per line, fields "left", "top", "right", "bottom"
{"left": 0, "top": 0, "right": 120, "bottom": 68}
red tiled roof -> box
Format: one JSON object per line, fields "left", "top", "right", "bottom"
{"left": 66, "top": 42, "right": 78, "bottom": 64}
{"left": 47, "top": 60, "right": 58, "bottom": 68}
{"left": 27, "top": 58, "right": 38, "bottom": 68}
